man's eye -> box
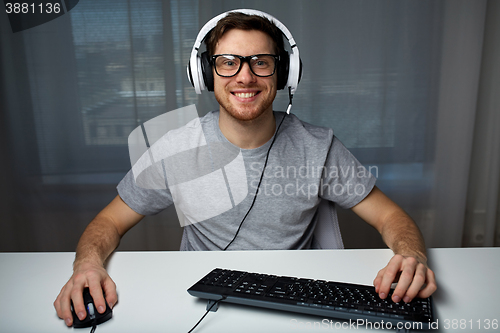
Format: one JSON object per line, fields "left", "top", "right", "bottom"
{"left": 224, "top": 61, "right": 236, "bottom": 66}
{"left": 254, "top": 60, "right": 269, "bottom": 67}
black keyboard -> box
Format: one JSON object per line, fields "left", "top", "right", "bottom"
{"left": 187, "top": 268, "right": 434, "bottom": 330}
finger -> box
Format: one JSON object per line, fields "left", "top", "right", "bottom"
{"left": 373, "top": 268, "right": 386, "bottom": 293}
{"left": 378, "top": 255, "right": 402, "bottom": 299}
{"left": 88, "top": 280, "right": 107, "bottom": 314}
{"left": 55, "top": 284, "right": 77, "bottom": 326}
{"left": 416, "top": 268, "right": 438, "bottom": 299}
{"left": 70, "top": 285, "right": 87, "bottom": 321}
{"left": 400, "top": 262, "right": 426, "bottom": 303}
{"left": 102, "top": 278, "right": 118, "bottom": 309}
{"left": 378, "top": 255, "right": 404, "bottom": 299}
{"left": 373, "top": 268, "right": 400, "bottom": 293}
{"left": 54, "top": 287, "right": 65, "bottom": 318}
{"left": 391, "top": 257, "right": 418, "bottom": 303}
{"left": 54, "top": 285, "right": 71, "bottom": 325}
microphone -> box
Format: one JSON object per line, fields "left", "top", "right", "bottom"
{"left": 286, "top": 87, "right": 294, "bottom": 114}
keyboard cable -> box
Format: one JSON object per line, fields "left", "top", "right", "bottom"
{"left": 187, "top": 296, "right": 226, "bottom": 333}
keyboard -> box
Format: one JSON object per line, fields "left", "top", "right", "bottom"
{"left": 187, "top": 268, "right": 435, "bottom": 330}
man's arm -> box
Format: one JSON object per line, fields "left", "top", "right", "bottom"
{"left": 351, "top": 186, "right": 437, "bottom": 303}
{"left": 54, "top": 195, "right": 144, "bottom": 327}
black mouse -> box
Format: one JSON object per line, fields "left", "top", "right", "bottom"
{"left": 71, "top": 287, "right": 113, "bottom": 328}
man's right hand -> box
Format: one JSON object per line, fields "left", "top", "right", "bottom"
{"left": 54, "top": 195, "right": 144, "bottom": 327}
{"left": 54, "top": 262, "right": 118, "bottom": 327}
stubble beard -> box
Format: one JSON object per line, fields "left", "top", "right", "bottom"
{"left": 214, "top": 86, "right": 277, "bottom": 122}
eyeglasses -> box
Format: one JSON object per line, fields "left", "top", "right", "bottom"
{"left": 211, "top": 54, "right": 279, "bottom": 78}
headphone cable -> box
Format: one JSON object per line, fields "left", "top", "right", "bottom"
{"left": 186, "top": 111, "right": 288, "bottom": 331}
{"left": 223, "top": 88, "right": 293, "bottom": 251}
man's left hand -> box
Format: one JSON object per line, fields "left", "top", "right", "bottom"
{"left": 373, "top": 254, "right": 437, "bottom": 303}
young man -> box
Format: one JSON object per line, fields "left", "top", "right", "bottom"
{"left": 54, "top": 11, "right": 436, "bottom": 327}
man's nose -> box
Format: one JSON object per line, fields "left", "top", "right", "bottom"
{"left": 235, "top": 62, "right": 257, "bottom": 84}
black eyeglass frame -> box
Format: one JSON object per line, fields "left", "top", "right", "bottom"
{"left": 211, "top": 54, "right": 280, "bottom": 78}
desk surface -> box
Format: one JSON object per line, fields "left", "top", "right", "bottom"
{"left": 1, "top": 248, "right": 499, "bottom": 332}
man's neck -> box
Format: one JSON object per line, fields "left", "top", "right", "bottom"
{"left": 218, "top": 108, "right": 276, "bottom": 149}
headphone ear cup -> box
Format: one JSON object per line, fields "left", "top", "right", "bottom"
{"left": 277, "top": 51, "right": 289, "bottom": 90}
{"left": 201, "top": 51, "right": 214, "bottom": 92}
{"left": 187, "top": 53, "right": 206, "bottom": 94}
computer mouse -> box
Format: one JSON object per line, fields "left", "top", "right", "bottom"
{"left": 71, "top": 287, "right": 113, "bottom": 328}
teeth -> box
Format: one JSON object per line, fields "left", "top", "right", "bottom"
{"left": 234, "top": 92, "right": 257, "bottom": 98}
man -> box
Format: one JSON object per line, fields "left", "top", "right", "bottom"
{"left": 54, "top": 11, "right": 436, "bottom": 327}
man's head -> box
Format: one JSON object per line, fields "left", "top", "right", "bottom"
{"left": 188, "top": 10, "right": 302, "bottom": 96}
{"left": 205, "top": 12, "right": 285, "bottom": 122}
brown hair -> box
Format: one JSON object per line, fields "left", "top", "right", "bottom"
{"left": 204, "top": 12, "right": 285, "bottom": 56}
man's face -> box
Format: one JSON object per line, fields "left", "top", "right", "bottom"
{"left": 213, "top": 29, "right": 278, "bottom": 122}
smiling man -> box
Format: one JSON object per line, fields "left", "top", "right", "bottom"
{"left": 54, "top": 10, "right": 436, "bottom": 327}
{"left": 212, "top": 29, "right": 280, "bottom": 150}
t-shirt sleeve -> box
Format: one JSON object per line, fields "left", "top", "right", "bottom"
{"left": 320, "top": 136, "right": 376, "bottom": 209}
{"left": 117, "top": 169, "right": 174, "bottom": 216}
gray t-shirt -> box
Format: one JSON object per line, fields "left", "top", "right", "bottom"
{"left": 117, "top": 111, "right": 376, "bottom": 251}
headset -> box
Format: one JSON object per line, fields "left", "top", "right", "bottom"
{"left": 187, "top": 9, "right": 302, "bottom": 97}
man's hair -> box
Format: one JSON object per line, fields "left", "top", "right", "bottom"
{"left": 204, "top": 12, "right": 285, "bottom": 56}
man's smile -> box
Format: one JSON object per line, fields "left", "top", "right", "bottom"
{"left": 230, "top": 89, "right": 262, "bottom": 101}
{"left": 232, "top": 91, "right": 259, "bottom": 98}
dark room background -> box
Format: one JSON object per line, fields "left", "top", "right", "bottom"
{"left": 1, "top": 0, "right": 499, "bottom": 252}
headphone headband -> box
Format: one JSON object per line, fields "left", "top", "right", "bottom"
{"left": 187, "top": 9, "right": 301, "bottom": 95}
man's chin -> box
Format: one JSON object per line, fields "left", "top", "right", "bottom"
{"left": 223, "top": 106, "right": 271, "bottom": 122}
{"left": 215, "top": 91, "right": 275, "bottom": 122}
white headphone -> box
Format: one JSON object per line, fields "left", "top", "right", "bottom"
{"left": 187, "top": 9, "right": 302, "bottom": 95}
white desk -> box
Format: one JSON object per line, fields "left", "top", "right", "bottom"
{"left": 0, "top": 248, "right": 499, "bottom": 332}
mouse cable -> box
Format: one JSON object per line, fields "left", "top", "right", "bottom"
{"left": 187, "top": 296, "right": 227, "bottom": 333}
{"left": 89, "top": 316, "right": 97, "bottom": 333}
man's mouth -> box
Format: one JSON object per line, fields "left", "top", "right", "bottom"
{"left": 232, "top": 91, "right": 260, "bottom": 98}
